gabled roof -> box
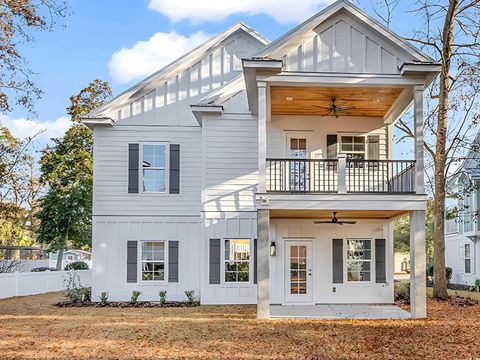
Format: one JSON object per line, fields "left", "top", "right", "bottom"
{"left": 257, "top": 0, "right": 434, "bottom": 63}
{"left": 88, "top": 22, "right": 269, "bottom": 118}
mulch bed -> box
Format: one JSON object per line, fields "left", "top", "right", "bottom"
{"left": 426, "top": 281, "right": 470, "bottom": 291}
{"left": 55, "top": 300, "right": 200, "bottom": 308}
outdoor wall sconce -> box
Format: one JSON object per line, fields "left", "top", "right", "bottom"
{"left": 270, "top": 241, "right": 277, "bottom": 256}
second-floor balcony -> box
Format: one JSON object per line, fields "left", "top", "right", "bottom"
{"left": 266, "top": 157, "right": 416, "bottom": 194}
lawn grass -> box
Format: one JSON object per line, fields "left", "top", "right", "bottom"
{"left": 0, "top": 292, "right": 479, "bottom": 359}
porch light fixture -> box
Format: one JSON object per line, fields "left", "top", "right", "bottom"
{"left": 270, "top": 241, "right": 277, "bottom": 256}
{"left": 372, "top": 98, "right": 380, "bottom": 102}
{"left": 286, "top": 96, "right": 294, "bottom": 101}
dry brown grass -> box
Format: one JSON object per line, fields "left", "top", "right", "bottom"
{"left": 0, "top": 292, "right": 478, "bottom": 359}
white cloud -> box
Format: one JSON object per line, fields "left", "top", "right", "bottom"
{"left": 148, "top": 0, "right": 334, "bottom": 24}
{"left": 108, "top": 31, "right": 210, "bottom": 84}
{"left": 0, "top": 114, "right": 71, "bottom": 141}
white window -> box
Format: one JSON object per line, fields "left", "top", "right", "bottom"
{"left": 224, "top": 239, "right": 250, "bottom": 282}
{"left": 142, "top": 144, "right": 168, "bottom": 193}
{"left": 141, "top": 241, "right": 166, "bottom": 281}
{"left": 465, "top": 243, "right": 472, "bottom": 274}
{"left": 346, "top": 239, "right": 372, "bottom": 282}
{"left": 340, "top": 135, "right": 366, "bottom": 160}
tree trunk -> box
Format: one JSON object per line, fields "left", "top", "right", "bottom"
{"left": 432, "top": 0, "right": 458, "bottom": 300}
{"left": 55, "top": 220, "right": 70, "bottom": 271}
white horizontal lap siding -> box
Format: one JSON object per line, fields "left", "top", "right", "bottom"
{"left": 111, "top": 33, "right": 264, "bottom": 126}
{"left": 284, "top": 11, "right": 411, "bottom": 74}
{"left": 204, "top": 115, "right": 259, "bottom": 212}
{"left": 445, "top": 234, "right": 477, "bottom": 285}
{"left": 267, "top": 115, "right": 387, "bottom": 160}
{"left": 201, "top": 212, "right": 257, "bottom": 304}
{"left": 92, "top": 216, "right": 201, "bottom": 302}
{"left": 93, "top": 126, "right": 201, "bottom": 216}
{"left": 269, "top": 219, "right": 394, "bottom": 304}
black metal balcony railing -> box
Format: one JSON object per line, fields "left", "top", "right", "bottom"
{"left": 266, "top": 158, "right": 416, "bottom": 194}
{"left": 266, "top": 158, "right": 338, "bottom": 193}
{"left": 346, "top": 159, "right": 416, "bottom": 193}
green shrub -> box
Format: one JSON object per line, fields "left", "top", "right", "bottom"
{"left": 469, "top": 279, "right": 480, "bottom": 292}
{"left": 64, "top": 261, "right": 89, "bottom": 271}
{"left": 394, "top": 281, "right": 410, "bottom": 303}
{"left": 99, "top": 292, "right": 109, "bottom": 306}
{"left": 63, "top": 272, "right": 91, "bottom": 303}
{"left": 184, "top": 290, "right": 195, "bottom": 303}
{"left": 130, "top": 290, "right": 142, "bottom": 304}
{"left": 427, "top": 264, "right": 453, "bottom": 283}
{"left": 159, "top": 290, "right": 167, "bottom": 305}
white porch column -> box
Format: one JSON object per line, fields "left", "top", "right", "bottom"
{"left": 258, "top": 81, "right": 267, "bottom": 194}
{"left": 413, "top": 86, "right": 425, "bottom": 194}
{"left": 257, "top": 209, "right": 270, "bottom": 319}
{"left": 410, "top": 210, "right": 426, "bottom": 318}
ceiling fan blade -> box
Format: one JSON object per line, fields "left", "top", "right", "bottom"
{"left": 313, "top": 220, "right": 333, "bottom": 224}
{"left": 321, "top": 111, "right": 334, "bottom": 117}
{"left": 338, "top": 220, "right": 357, "bottom": 225}
{"left": 337, "top": 101, "right": 347, "bottom": 106}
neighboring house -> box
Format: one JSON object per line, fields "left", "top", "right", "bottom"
{"left": 445, "top": 133, "right": 480, "bottom": 286}
{"left": 82, "top": 0, "right": 440, "bottom": 319}
{"left": 49, "top": 250, "right": 92, "bottom": 269}
{"left": 0, "top": 246, "right": 49, "bottom": 272}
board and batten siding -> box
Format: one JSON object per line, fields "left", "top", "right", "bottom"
{"left": 201, "top": 212, "right": 257, "bottom": 304}
{"left": 111, "top": 33, "right": 264, "bottom": 127}
{"left": 280, "top": 11, "right": 413, "bottom": 74}
{"left": 203, "top": 114, "right": 259, "bottom": 213}
{"left": 93, "top": 126, "right": 201, "bottom": 216}
{"left": 92, "top": 216, "right": 201, "bottom": 302}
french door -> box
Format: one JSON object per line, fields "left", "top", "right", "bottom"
{"left": 286, "top": 133, "right": 311, "bottom": 192}
{"left": 284, "top": 241, "right": 313, "bottom": 303}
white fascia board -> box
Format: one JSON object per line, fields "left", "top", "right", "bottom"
{"left": 81, "top": 117, "right": 114, "bottom": 129}
{"left": 242, "top": 59, "right": 283, "bottom": 70}
{"left": 190, "top": 105, "right": 223, "bottom": 126}
{"left": 400, "top": 63, "right": 442, "bottom": 75}
{"left": 256, "top": 193, "right": 428, "bottom": 211}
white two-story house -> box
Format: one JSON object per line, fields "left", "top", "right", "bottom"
{"left": 83, "top": 0, "right": 440, "bottom": 319}
{"left": 445, "top": 132, "right": 480, "bottom": 286}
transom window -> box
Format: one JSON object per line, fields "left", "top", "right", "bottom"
{"left": 346, "top": 239, "right": 371, "bottom": 282}
{"left": 142, "top": 144, "right": 167, "bottom": 193}
{"left": 141, "top": 241, "right": 165, "bottom": 281}
{"left": 340, "top": 136, "right": 366, "bottom": 160}
{"left": 465, "top": 243, "right": 472, "bottom": 274}
{"left": 224, "top": 239, "right": 250, "bottom": 282}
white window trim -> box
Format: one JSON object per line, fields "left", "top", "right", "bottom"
{"left": 222, "top": 238, "right": 253, "bottom": 285}
{"left": 464, "top": 242, "right": 473, "bottom": 274}
{"left": 140, "top": 142, "right": 170, "bottom": 195}
{"left": 138, "top": 240, "right": 168, "bottom": 284}
{"left": 338, "top": 133, "right": 367, "bottom": 159}
{"left": 344, "top": 238, "right": 374, "bottom": 284}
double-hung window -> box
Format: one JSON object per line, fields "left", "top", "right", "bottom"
{"left": 464, "top": 243, "right": 472, "bottom": 274}
{"left": 141, "top": 241, "right": 166, "bottom": 281}
{"left": 224, "top": 239, "right": 250, "bottom": 282}
{"left": 346, "top": 239, "right": 372, "bottom": 282}
{"left": 142, "top": 144, "right": 168, "bottom": 193}
{"left": 340, "top": 135, "right": 366, "bottom": 160}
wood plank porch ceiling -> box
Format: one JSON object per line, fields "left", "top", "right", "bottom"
{"left": 270, "top": 86, "right": 403, "bottom": 117}
{"left": 270, "top": 209, "right": 409, "bottom": 220}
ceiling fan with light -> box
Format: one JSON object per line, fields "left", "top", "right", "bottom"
{"left": 313, "top": 212, "right": 357, "bottom": 225}
{"left": 316, "top": 98, "right": 356, "bottom": 118}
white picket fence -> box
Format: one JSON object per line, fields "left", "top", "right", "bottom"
{"left": 0, "top": 270, "right": 92, "bottom": 300}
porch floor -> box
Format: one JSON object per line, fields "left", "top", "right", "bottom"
{"left": 270, "top": 304, "right": 410, "bottom": 320}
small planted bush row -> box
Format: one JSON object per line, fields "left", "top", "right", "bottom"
{"left": 56, "top": 286, "right": 200, "bottom": 308}
{"left": 394, "top": 281, "right": 410, "bottom": 304}
{"left": 64, "top": 261, "right": 89, "bottom": 271}
{"left": 427, "top": 265, "right": 453, "bottom": 283}
{"left": 469, "top": 279, "right": 480, "bottom": 292}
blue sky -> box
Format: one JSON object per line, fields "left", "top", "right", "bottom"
{"left": 2, "top": 0, "right": 418, "bottom": 156}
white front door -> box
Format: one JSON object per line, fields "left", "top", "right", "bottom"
{"left": 284, "top": 241, "right": 313, "bottom": 303}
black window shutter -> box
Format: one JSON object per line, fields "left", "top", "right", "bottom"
{"left": 375, "top": 239, "right": 387, "bottom": 283}
{"left": 169, "top": 144, "right": 180, "bottom": 194}
{"left": 168, "top": 241, "right": 179, "bottom": 282}
{"left": 209, "top": 239, "right": 221, "bottom": 284}
{"left": 127, "top": 241, "right": 137, "bottom": 283}
{"left": 128, "top": 144, "right": 139, "bottom": 193}
{"left": 332, "top": 238, "right": 343, "bottom": 283}
{"left": 327, "top": 135, "right": 338, "bottom": 159}
{"left": 253, "top": 238, "right": 257, "bottom": 284}
{"left": 368, "top": 135, "right": 380, "bottom": 160}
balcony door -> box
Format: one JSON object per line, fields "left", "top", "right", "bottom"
{"left": 286, "top": 133, "right": 311, "bottom": 192}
